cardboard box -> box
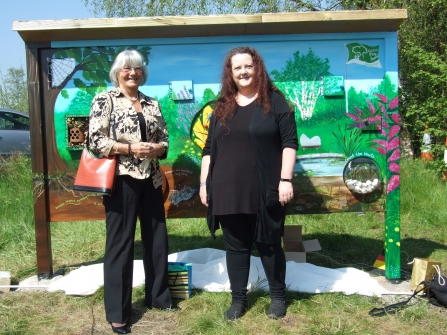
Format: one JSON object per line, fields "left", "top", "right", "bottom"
{"left": 0, "top": 271, "right": 11, "bottom": 293}
{"left": 283, "top": 226, "right": 321, "bottom": 263}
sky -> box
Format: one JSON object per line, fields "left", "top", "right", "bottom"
{"left": 1, "top": 0, "right": 94, "bottom": 74}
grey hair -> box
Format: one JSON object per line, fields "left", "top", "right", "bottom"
{"left": 109, "top": 49, "right": 148, "bottom": 87}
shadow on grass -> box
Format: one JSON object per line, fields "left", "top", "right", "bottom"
{"left": 63, "top": 232, "right": 447, "bottom": 286}
{"left": 304, "top": 233, "right": 447, "bottom": 281}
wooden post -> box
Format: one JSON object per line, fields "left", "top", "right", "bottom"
{"left": 26, "top": 43, "right": 53, "bottom": 279}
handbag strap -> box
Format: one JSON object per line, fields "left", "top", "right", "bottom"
{"left": 368, "top": 282, "right": 428, "bottom": 317}
{"left": 107, "top": 93, "right": 117, "bottom": 141}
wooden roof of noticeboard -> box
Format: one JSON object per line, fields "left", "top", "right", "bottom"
{"left": 13, "top": 9, "right": 407, "bottom": 44}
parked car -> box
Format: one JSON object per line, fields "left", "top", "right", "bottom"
{"left": 0, "top": 108, "right": 30, "bottom": 155}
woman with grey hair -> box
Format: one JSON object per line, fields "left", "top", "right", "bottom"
{"left": 89, "top": 49, "right": 176, "bottom": 334}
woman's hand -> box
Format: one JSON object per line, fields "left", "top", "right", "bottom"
{"left": 200, "top": 155, "right": 211, "bottom": 207}
{"left": 200, "top": 185, "right": 208, "bottom": 207}
{"left": 130, "top": 142, "right": 163, "bottom": 159}
{"left": 279, "top": 148, "right": 296, "bottom": 206}
{"left": 279, "top": 181, "right": 294, "bottom": 206}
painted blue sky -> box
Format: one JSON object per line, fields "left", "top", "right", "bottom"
{"left": 4, "top": 3, "right": 396, "bottom": 103}
{"left": 54, "top": 32, "right": 397, "bottom": 111}
{"left": 57, "top": 32, "right": 392, "bottom": 89}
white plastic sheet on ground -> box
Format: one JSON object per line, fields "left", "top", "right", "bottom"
{"left": 44, "top": 248, "right": 388, "bottom": 297}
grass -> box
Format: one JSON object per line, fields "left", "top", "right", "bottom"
{"left": 1, "top": 154, "right": 447, "bottom": 334}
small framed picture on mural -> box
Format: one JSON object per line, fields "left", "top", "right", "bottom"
{"left": 169, "top": 80, "right": 194, "bottom": 101}
{"left": 66, "top": 115, "right": 88, "bottom": 150}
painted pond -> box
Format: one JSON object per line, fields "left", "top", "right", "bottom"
{"left": 295, "top": 154, "right": 346, "bottom": 177}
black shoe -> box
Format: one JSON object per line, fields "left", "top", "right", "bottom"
{"left": 267, "top": 300, "right": 286, "bottom": 319}
{"left": 224, "top": 303, "right": 247, "bottom": 321}
{"left": 111, "top": 324, "right": 131, "bottom": 334}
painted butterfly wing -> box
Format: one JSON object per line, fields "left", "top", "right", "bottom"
{"left": 190, "top": 100, "right": 215, "bottom": 150}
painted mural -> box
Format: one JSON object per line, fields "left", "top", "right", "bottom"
{"left": 43, "top": 33, "right": 400, "bottom": 236}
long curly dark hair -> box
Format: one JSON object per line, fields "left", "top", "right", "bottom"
{"left": 214, "top": 46, "right": 284, "bottom": 123}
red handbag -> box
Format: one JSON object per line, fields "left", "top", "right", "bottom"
{"left": 73, "top": 149, "right": 117, "bottom": 195}
{"left": 73, "top": 93, "right": 117, "bottom": 195}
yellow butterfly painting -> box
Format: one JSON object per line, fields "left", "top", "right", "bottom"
{"left": 190, "top": 101, "right": 215, "bottom": 150}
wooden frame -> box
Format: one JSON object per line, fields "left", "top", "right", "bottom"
{"left": 14, "top": 10, "right": 407, "bottom": 279}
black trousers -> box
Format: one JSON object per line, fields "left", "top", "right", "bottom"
{"left": 103, "top": 175, "right": 171, "bottom": 324}
{"left": 218, "top": 214, "right": 286, "bottom": 305}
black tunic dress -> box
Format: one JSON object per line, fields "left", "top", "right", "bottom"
{"left": 211, "top": 101, "right": 258, "bottom": 215}
{"left": 203, "top": 91, "right": 298, "bottom": 244}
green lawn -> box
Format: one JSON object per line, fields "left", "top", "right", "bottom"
{"left": 1, "top": 154, "right": 446, "bottom": 334}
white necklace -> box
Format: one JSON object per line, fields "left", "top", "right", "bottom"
{"left": 124, "top": 93, "right": 138, "bottom": 101}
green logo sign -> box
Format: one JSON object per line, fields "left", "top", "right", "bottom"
{"left": 346, "top": 43, "right": 382, "bottom": 68}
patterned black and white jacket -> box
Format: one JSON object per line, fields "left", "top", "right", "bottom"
{"left": 88, "top": 87, "right": 169, "bottom": 189}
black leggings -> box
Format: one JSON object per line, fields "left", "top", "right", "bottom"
{"left": 218, "top": 214, "right": 286, "bottom": 304}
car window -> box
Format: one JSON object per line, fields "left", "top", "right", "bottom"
{"left": 0, "top": 111, "right": 30, "bottom": 130}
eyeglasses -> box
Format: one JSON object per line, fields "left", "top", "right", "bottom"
{"left": 121, "top": 67, "right": 143, "bottom": 73}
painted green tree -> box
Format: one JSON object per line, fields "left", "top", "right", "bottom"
{"left": 200, "top": 88, "right": 218, "bottom": 106}
{"left": 53, "top": 46, "right": 152, "bottom": 98}
{"left": 271, "top": 49, "right": 331, "bottom": 121}
{"left": 374, "top": 74, "right": 397, "bottom": 100}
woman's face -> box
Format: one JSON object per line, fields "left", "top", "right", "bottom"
{"left": 117, "top": 65, "right": 143, "bottom": 91}
{"left": 231, "top": 53, "right": 255, "bottom": 92}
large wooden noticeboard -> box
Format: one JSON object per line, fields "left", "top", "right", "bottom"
{"left": 13, "top": 9, "right": 407, "bottom": 279}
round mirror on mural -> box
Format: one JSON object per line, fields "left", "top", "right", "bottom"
{"left": 343, "top": 157, "right": 381, "bottom": 194}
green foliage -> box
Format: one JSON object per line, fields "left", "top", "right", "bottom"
{"left": 65, "top": 90, "right": 95, "bottom": 115}
{"left": 84, "top": 0, "right": 332, "bottom": 17}
{"left": 0, "top": 154, "right": 35, "bottom": 276}
{"left": 332, "top": 123, "right": 365, "bottom": 157}
{"left": 271, "top": 49, "right": 331, "bottom": 121}
{"left": 347, "top": 86, "right": 369, "bottom": 113}
{"left": 158, "top": 93, "right": 182, "bottom": 140}
{"left": 270, "top": 49, "right": 331, "bottom": 82}
{"left": 374, "top": 74, "right": 398, "bottom": 100}
{"left": 398, "top": 0, "right": 447, "bottom": 171}
{"left": 306, "top": 95, "right": 346, "bottom": 124}
{"left": 0, "top": 66, "right": 28, "bottom": 113}
{"left": 53, "top": 46, "right": 151, "bottom": 97}
{"left": 200, "top": 88, "right": 217, "bottom": 105}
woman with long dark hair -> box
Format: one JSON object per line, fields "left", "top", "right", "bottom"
{"left": 200, "top": 46, "right": 298, "bottom": 320}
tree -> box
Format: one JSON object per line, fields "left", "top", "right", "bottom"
{"left": 374, "top": 74, "right": 397, "bottom": 100}
{"left": 83, "top": 0, "right": 341, "bottom": 17}
{"left": 397, "top": 0, "right": 447, "bottom": 168}
{"left": 0, "top": 66, "right": 28, "bottom": 113}
{"left": 271, "top": 49, "right": 331, "bottom": 120}
{"left": 200, "top": 88, "right": 217, "bottom": 106}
